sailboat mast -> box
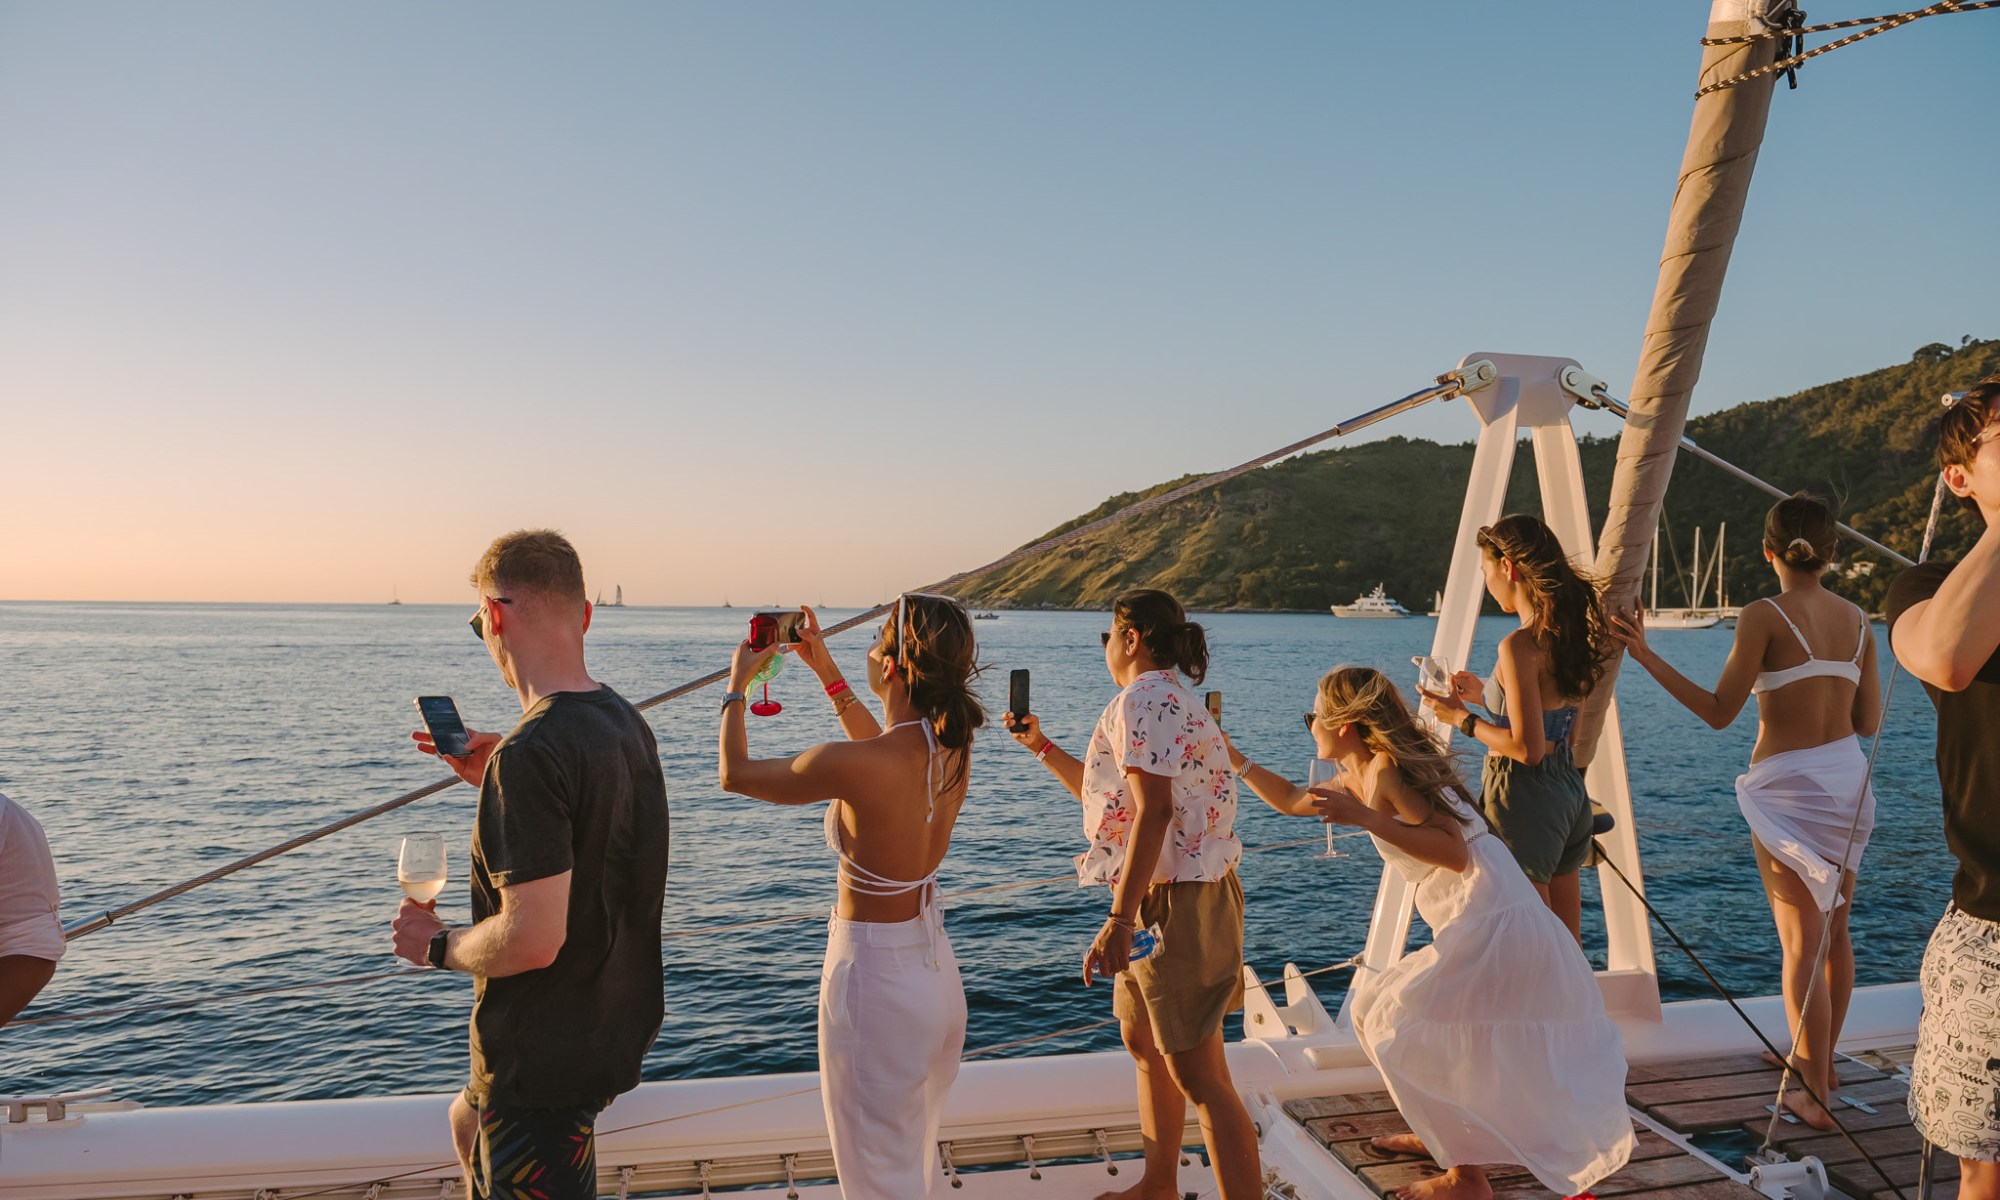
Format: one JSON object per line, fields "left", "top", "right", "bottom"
{"left": 1575, "top": 0, "right": 1790, "bottom": 764}
{"left": 1692, "top": 527, "right": 1704, "bottom": 608}
{"left": 1650, "top": 526, "right": 1660, "bottom": 612}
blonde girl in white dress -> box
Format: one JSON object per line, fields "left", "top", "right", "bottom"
{"left": 1228, "top": 666, "right": 1632, "bottom": 1200}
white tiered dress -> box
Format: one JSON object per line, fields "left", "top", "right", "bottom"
{"left": 1349, "top": 790, "right": 1634, "bottom": 1195}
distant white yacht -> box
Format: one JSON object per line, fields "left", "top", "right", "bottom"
{"left": 1331, "top": 583, "right": 1410, "bottom": 618}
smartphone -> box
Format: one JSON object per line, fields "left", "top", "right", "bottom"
{"left": 1205, "top": 691, "right": 1223, "bottom": 721}
{"left": 748, "top": 610, "right": 806, "bottom": 651}
{"left": 1413, "top": 655, "right": 1451, "bottom": 696}
{"left": 1007, "top": 669, "right": 1030, "bottom": 733}
{"left": 415, "top": 695, "right": 471, "bottom": 759}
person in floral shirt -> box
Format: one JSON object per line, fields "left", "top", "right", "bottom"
{"left": 1006, "top": 589, "right": 1257, "bottom": 1200}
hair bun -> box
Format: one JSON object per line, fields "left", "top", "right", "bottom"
{"left": 1788, "top": 537, "right": 1814, "bottom": 553}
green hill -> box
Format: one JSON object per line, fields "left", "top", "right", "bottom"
{"left": 957, "top": 338, "right": 1998, "bottom": 613}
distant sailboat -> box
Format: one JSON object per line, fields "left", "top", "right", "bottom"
{"left": 387, "top": 586, "right": 402, "bottom": 606}
{"left": 598, "top": 585, "right": 626, "bottom": 608}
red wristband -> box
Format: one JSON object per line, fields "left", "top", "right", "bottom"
{"left": 825, "top": 679, "right": 850, "bottom": 698}
{"left": 1036, "top": 740, "right": 1055, "bottom": 761}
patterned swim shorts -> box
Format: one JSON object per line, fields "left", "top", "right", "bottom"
{"left": 1911, "top": 904, "right": 2000, "bottom": 1163}
{"left": 469, "top": 1095, "right": 603, "bottom": 1200}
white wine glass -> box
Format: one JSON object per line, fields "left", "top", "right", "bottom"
{"left": 1307, "top": 759, "right": 1348, "bottom": 860}
{"left": 399, "top": 832, "right": 447, "bottom": 905}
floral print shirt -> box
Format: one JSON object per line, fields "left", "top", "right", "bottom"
{"left": 1075, "top": 670, "right": 1242, "bottom": 888}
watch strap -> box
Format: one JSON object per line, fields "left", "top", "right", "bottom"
{"left": 427, "top": 929, "right": 451, "bottom": 970}
{"left": 721, "top": 691, "right": 747, "bottom": 711}
{"left": 1459, "top": 712, "right": 1479, "bottom": 738}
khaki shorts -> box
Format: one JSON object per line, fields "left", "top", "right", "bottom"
{"left": 1112, "top": 871, "right": 1245, "bottom": 1056}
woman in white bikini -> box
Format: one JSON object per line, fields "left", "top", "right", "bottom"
{"left": 1228, "top": 666, "right": 1632, "bottom": 1200}
{"left": 1611, "top": 495, "right": 1881, "bottom": 1130}
{"left": 719, "top": 596, "right": 983, "bottom": 1198}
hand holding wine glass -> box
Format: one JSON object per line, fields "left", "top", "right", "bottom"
{"left": 1308, "top": 759, "right": 1348, "bottom": 859}
{"left": 399, "top": 832, "right": 447, "bottom": 908}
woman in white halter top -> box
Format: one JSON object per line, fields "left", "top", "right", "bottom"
{"left": 1611, "top": 496, "right": 1882, "bottom": 1131}
{"left": 719, "top": 597, "right": 984, "bottom": 1199}
{"left": 1229, "top": 666, "right": 1632, "bottom": 1200}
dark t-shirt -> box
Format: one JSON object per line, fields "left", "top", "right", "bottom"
{"left": 466, "top": 686, "right": 669, "bottom": 1109}
{"left": 1886, "top": 562, "right": 2000, "bottom": 922}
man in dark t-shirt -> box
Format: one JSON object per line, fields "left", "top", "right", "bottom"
{"left": 392, "top": 530, "right": 669, "bottom": 1200}
{"left": 1885, "top": 371, "right": 2000, "bottom": 1197}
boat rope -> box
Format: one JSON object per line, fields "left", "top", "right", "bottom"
{"left": 239, "top": 954, "right": 1366, "bottom": 1200}
{"left": 19, "top": 834, "right": 1364, "bottom": 1029}
{"left": 1593, "top": 849, "right": 1908, "bottom": 1200}
{"left": 1753, "top": 472, "right": 1951, "bottom": 1152}
{"left": 61, "top": 371, "right": 1480, "bottom": 945}
{"left": 1702, "top": 0, "right": 1998, "bottom": 41}
{"left": 1694, "top": 0, "right": 1996, "bottom": 99}
{"left": 1582, "top": 385, "right": 1914, "bottom": 567}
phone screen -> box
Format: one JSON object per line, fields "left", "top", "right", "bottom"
{"left": 775, "top": 611, "right": 805, "bottom": 644}
{"left": 752, "top": 611, "right": 802, "bottom": 649}
{"left": 1205, "top": 691, "right": 1223, "bottom": 720}
{"left": 1008, "top": 669, "right": 1030, "bottom": 732}
{"left": 415, "top": 695, "right": 470, "bottom": 758}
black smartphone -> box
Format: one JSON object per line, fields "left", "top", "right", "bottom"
{"left": 415, "top": 695, "right": 471, "bottom": 758}
{"left": 749, "top": 610, "right": 805, "bottom": 650}
{"left": 1205, "top": 691, "right": 1223, "bottom": 721}
{"left": 1008, "top": 669, "right": 1030, "bottom": 733}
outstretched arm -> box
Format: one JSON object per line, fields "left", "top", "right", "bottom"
{"left": 793, "top": 606, "right": 883, "bottom": 741}
{"left": 1005, "top": 712, "right": 1085, "bottom": 801}
{"left": 1224, "top": 734, "right": 1315, "bottom": 816}
{"left": 1893, "top": 523, "right": 2000, "bottom": 691}
{"left": 1610, "top": 600, "right": 1763, "bottom": 730}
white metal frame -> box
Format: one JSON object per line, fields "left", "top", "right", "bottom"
{"left": 1344, "top": 352, "right": 1661, "bottom": 1022}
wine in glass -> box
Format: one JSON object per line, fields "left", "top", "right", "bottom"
{"left": 399, "top": 832, "right": 447, "bottom": 904}
{"left": 1307, "top": 759, "right": 1348, "bottom": 860}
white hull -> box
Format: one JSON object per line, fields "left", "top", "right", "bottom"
{"left": 1329, "top": 608, "right": 1408, "bottom": 618}
{"left": 1646, "top": 608, "right": 1721, "bottom": 629}
{"left": 1, "top": 981, "right": 1921, "bottom": 1199}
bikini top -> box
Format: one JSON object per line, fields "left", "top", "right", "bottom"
{"left": 822, "top": 719, "right": 944, "bottom": 903}
{"left": 1481, "top": 679, "right": 1578, "bottom": 752}
{"left": 1752, "top": 598, "right": 1868, "bottom": 695}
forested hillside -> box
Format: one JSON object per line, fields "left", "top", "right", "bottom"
{"left": 956, "top": 338, "right": 1997, "bottom": 612}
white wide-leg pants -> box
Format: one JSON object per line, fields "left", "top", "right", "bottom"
{"left": 817, "top": 910, "right": 966, "bottom": 1200}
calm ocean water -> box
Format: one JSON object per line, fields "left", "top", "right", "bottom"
{"left": 0, "top": 602, "right": 1954, "bottom": 1107}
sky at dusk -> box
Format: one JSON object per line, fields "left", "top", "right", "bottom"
{"left": 3, "top": 2, "right": 1996, "bottom": 605}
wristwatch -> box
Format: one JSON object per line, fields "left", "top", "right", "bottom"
{"left": 427, "top": 929, "right": 451, "bottom": 970}
{"left": 721, "top": 691, "right": 747, "bottom": 712}
{"left": 1459, "top": 712, "right": 1479, "bottom": 738}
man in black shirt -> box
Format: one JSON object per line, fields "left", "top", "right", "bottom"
{"left": 392, "top": 530, "right": 669, "bottom": 1200}
{"left": 1886, "top": 371, "right": 2000, "bottom": 1200}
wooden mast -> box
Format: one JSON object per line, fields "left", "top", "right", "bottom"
{"left": 1574, "top": 0, "right": 1791, "bottom": 764}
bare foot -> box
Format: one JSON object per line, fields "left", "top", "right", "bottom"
{"left": 1395, "top": 1166, "right": 1493, "bottom": 1200}
{"left": 1781, "top": 1088, "right": 1838, "bottom": 1132}
{"left": 1761, "top": 1050, "right": 1794, "bottom": 1070}
{"left": 1372, "top": 1133, "right": 1431, "bottom": 1158}
{"left": 1091, "top": 1176, "right": 1179, "bottom": 1200}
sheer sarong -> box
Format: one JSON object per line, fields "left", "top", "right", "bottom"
{"left": 1735, "top": 736, "right": 1874, "bottom": 912}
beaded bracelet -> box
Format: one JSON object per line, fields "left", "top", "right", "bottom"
{"left": 825, "top": 679, "right": 850, "bottom": 699}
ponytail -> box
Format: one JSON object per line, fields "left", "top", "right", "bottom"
{"left": 1111, "top": 589, "right": 1209, "bottom": 685}
{"left": 886, "top": 594, "right": 986, "bottom": 790}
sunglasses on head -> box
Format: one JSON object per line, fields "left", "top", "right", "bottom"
{"left": 468, "top": 596, "right": 513, "bottom": 640}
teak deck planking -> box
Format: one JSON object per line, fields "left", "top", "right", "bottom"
{"left": 1284, "top": 1051, "right": 1940, "bottom": 1200}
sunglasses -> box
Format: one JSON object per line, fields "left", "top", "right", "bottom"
{"left": 1302, "top": 711, "right": 1317, "bottom": 730}
{"left": 468, "top": 596, "right": 513, "bottom": 640}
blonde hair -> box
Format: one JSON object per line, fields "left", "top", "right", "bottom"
{"left": 1316, "top": 666, "right": 1470, "bottom": 823}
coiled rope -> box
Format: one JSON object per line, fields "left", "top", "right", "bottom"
{"left": 62, "top": 370, "right": 1476, "bottom": 943}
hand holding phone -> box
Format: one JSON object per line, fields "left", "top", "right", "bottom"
{"left": 749, "top": 610, "right": 806, "bottom": 651}
{"left": 1007, "top": 670, "right": 1031, "bottom": 734}
{"left": 415, "top": 696, "right": 471, "bottom": 758}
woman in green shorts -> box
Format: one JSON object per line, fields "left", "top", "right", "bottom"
{"left": 1422, "top": 514, "right": 1610, "bottom": 944}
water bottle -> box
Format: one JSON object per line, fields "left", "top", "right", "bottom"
{"left": 1129, "top": 923, "right": 1166, "bottom": 963}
